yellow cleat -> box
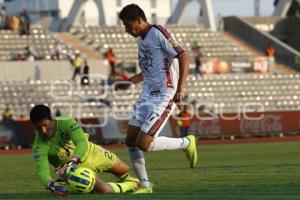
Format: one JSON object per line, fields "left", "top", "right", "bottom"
{"left": 132, "top": 183, "right": 153, "bottom": 194}
{"left": 123, "top": 176, "right": 140, "bottom": 191}
{"left": 185, "top": 135, "right": 198, "bottom": 168}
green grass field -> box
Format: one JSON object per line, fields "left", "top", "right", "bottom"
{"left": 0, "top": 141, "right": 300, "bottom": 200}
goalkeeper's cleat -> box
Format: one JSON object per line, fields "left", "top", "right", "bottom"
{"left": 185, "top": 135, "right": 198, "bottom": 168}
{"left": 123, "top": 177, "right": 140, "bottom": 191}
{"left": 132, "top": 183, "right": 153, "bottom": 194}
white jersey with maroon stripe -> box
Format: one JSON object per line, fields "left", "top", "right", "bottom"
{"left": 138, "top": 25, "right": 184, "bottom": 95}
{"left": 129, "top": 25, "right": 185, "bottom": 136}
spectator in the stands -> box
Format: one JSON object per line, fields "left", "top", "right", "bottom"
{"left": 115, "top": 69, "right": 129, "bottom": 80}
{"left": 51, "top": 41, "right": 63, "bottom": 60}
{"left": 2, "top": 107, "right": 13, "bottom": 121}
{"left": 71, "top": 50, "right": 84, "bottom": 81}
{"left": 265, "top": 44, "right": 276, "bottom": 73}
{"left": 105, "top": 48, "right": 116, "bottom": 76}
{"left": 7, "top": 15, "right": 21, "bottom": 31}
{"left": 15, "top": 53, "right": 26, "bottom": 61}
{"left": 81, "top": 59, "right": 90, "bottom": 86}
{"left": 17, "top": 114, "right": 28, "bottom": 122}
{"left": 55, "top": 109, "right": 62, "bottom": 117}
{"left": 0, "top": 6, "right": 6, "bottom": 29}
{"left": 217, "top": 13, "right": 223, "bottom": 30}
{"left": 25, "top": 45, "right": 38, "bottom": 61}
{"left": 176, "top": 105, "right": 192, "bottom": 137}
{"left": 20, "top": 9, "right": 31, "bottom": 36}
{"left": 191, "top": 41, "right": 203, "bottom": 78}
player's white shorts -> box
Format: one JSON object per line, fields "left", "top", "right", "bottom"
{"left": 129, "top": 91, "right": 176, "bottom": 137}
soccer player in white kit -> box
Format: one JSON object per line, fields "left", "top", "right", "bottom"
{"left": 118, "top": 4, "right": 198, "bottom": 193}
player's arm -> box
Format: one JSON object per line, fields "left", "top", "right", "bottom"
{"left": 56, "top": 117, "right": 88, "bottom": 177}
{"left": 176, "top": 51, "right": 190, "bottom": 95}
{"left": 33, "top": 144, "right": 69, "bottom": 196}
{"left": 156, "top": 27, "right": 190, "bottom": 110}
{"left": 63, "top": 117, "right": 88, "bottom": 159}
{"left": 174, "top": 52, "right": 190, "bottom": 110}
{"left": 32, "top": 142, "right": 52, "bottom": 186}
{"left": 114, "top": 72, "right": 143, "bottom": 91}
{"left": 128, "top": 72, "right": 143, "bottom": 84}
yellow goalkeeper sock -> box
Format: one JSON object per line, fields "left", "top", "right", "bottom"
{"left": 118, "top": 172, "right": 129, "bottom": 182}
{"left": 108, "top": 181, "right": 137, "bottom": 193}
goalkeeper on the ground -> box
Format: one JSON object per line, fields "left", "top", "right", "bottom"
{"left": 30, "top": 105, "right": 139, "bottom": 196}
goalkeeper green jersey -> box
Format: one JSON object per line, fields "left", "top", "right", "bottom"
{"left": 32, "top": 116, "right": 89, "bottom": 186}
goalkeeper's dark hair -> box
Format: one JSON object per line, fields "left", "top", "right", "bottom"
{"left": 30, "top": 104, "right": 52, "bottom": 124}
{"left": 119, "top": 4, "right": 147, "bottom": 22}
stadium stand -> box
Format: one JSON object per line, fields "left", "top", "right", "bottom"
{"left": 69, "top": 25, "right": 254, "bottom": 67}
{"left": 0, "top": 25, "right": 74, "bottom": 60}
{"left": 1, "top": 73, "right": 299, "bottom": 120}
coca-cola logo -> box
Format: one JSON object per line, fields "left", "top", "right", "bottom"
{"left": 196, "top": 119, "right": 220, "bottom": 135}
{"left": 240, "top": 115, "right": 282, "bottom": 133}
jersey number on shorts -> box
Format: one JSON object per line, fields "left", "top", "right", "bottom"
{"left": 147, "top": 112, "right": 159, "bottom": 122}
{"left": 104, "top": 151, "right": 113, "bottom": 160}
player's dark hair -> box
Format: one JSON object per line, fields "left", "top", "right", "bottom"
{"left": 30, "top": 104, "right": 52, "bottom": 124}
{"left": 119, "top": 4, "right": 147, "bottom": 22}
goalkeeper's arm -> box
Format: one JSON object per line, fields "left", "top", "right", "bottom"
{"left": 57, "top": 117, "right": 89, "bottom": 176}
{"left": 32, "top": 145, "right": 52, "bottom": 187}
{"left": 62, "top": 117, "right": 88, "bottom": 159}
{"left": 33, "top": 146, "right": 69, "bottom": 196}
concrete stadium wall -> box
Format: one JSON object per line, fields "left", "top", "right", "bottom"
{"left": 224, "top": 16, "right": 300, "bottom": 71}
{"left": 0, "top": 60, "right": 109, "bottom": 81}
{"left": 242, "top": 16, "right": 300, "bottom": 54}
{"left": 284, "top": 17, "right": 300, "bottom": 53}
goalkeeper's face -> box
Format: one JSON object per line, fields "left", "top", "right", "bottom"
{"left": 35, "top": 119, "right": 56, "bottom": 139}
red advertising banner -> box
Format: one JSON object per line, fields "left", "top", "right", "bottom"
{"left": 172, "top": 111, "right": 300, "bottom": 137}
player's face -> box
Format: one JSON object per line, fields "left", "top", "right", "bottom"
{"left": 122, "top": 19, "right": 142, "bottom": 38}
{"left": 35, "top": 119, "right": 55, "bottom": 139}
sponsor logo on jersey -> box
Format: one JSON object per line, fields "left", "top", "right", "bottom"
{"left": 168, "top": 37, "right": 179, "bottom": 48}
{"left": 70, "top": 123, "right": 80, "bottom": 132}
{"left": 163, "top": 58, "right": 173, "bottom": 88}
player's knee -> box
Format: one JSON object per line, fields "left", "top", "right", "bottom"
{"left": 120, "top": 161, "right": 130, "bottom": 172}
{"left": 137, "top": 142, "right": 150, "bottom": 152}
{"left": 99, "top": 187, "right": 112, "bottom": 194}
{"left": 125, "top": 137, "right": 136, "bottom": 147}
{"left": 95, "top": 185, "right": 112, "bottom": 194}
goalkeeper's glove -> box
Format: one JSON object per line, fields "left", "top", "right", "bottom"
{"left": 56, "top": 156, "right": 81, "bottom": 176}
{"left": 47, "top": 179, "right": 69, "bottom": 196}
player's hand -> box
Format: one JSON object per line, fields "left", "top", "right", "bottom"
{"left": 56, "top": 156, "right": 81, "bottom": 176}
{"left": 112, "top": 79, "right": 123, "bottom": 91}
{"left": 47, "top": 179, "right": 69, "bottom": 196}
{"left": 173, "top": 92, "right": 184, "bottom": 111}
{"left": 113, "top": 79, "right": 131, "bottom": 91}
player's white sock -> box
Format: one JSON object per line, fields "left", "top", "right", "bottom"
{"left": 128, "top": 147, "right": 150, "bottom": 188}
{"left": 147, "top": 136, "right": 190, "bottom": 151}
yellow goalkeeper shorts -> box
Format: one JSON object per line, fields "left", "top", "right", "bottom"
{"left": 80, "top": 142, "right": 117, "bottom": 174}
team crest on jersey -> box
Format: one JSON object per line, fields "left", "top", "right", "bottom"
{"left": 139, "top": 57, "right": 151, "bottom": 67}
{"left": 70, "top": 123, "right": 80, "bottom": 132}
{"left": 168, "top": 37, "right": 179, "bottom": 48}
{"left": 141, "top": 43, "right": 151, "bottom": 55}
{"left": 61, "top": 131, "right": 68, "bottom": 140}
